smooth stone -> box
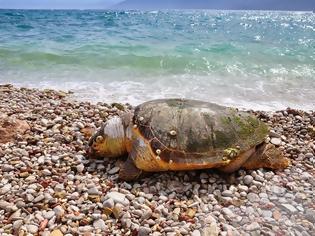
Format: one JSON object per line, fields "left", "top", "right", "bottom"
{"left": 202, "top": 223, "right": 219, "bottom": 236}
{"left": 93, "top": 219, "right": 107, "bottom": 231}
{"left": 51, "top": 156, "right": 59, "bottom": 163}
{"left": 10, "top": 209, "right": 21, "bottom": 220}
{"left": 106, "top": 192, "right": 129, "bottom": 206}
{"left": 13, "top": 220, "right": 23, "bottom": 231}
{"left": 238, "top": 185, "right": 248, "bottom": 192}
{"left": 245, "top": 222, "right": 260, "bottom": 231}
{"left": 243, "top": 175, "right": 254, "bottom": 185}
{"left": 270, "top": 186, "right": 286, "bottom": 195}
{"left": 53, "top": 205, "right": 65, "bottom": 217}
{"left": 42, "top": 169, "right": 52, "bottom": 176}
{"left": 301, "top": 172, "right": 312, "bottom": 181}
{"left": 281, "top": 204, "right": 297, "bottom": 213}
{"left": 38, "top": 156, "right": 45, "bottom": 164}
{"left": 108, "top": 166, "right": 120, "bottom": 174}
{"left": 49, "top": 229, "right": 64, "bottom": 236}
{"left": 305, "top": 153, "right": 314, "bottom": 159}
{"left": 222, "top": 190, "right": 233, "bottom": 198}
{"left": 2, "top": 164, "right": 14, "bottom": 172}
{"left": 88, "top": 187, "right": 100, "bottom": 195}
{"left": 261, "top": 210, "right": 272, "bottom": 218}
{"left": 121, "top": 218, "right": 132, "bottom": 228}
{"left": 305, "top": 209, "right": 315, "bottom": 223}
{"left": 247, "top": 193, "right": 260, "bottom": 202}
{"left": 76, "top": 164, "right": 84, "bottom": 173}
{"left": 103, "top": 198, "right": 115, "bottom": 209}
{"left": 54, "top": 184, "right": 64, "bottom": 192}
{"left": 138, "top": 226, "right": 152, "bottom": 236}
{"left": 0, "top": 184, "right": 11, "bottom": 194}
{"left": 44, "top": 211, "right": 55, "bottom": 220}
{"left": 192, "top": 230, "right": 201, "bottom": 236}
{"left": 270, "top": 138, "right": 282, "bottom": 146}
{"left": 33, "top": 194, "right": 45, "bottom": 203}
{"left": 141, "top": 209, "right": 153, "bottom": 220}
{"left": 26, "top": 224, "right": 38, "bottom": 234}
{"left": 222, "top": 208, "right": 235, "bottom": 219}
{"left": 0, "top": 200, "right": 13, "bottom": 211}
{"left": 159, "top": 195, "right": 168, "bottom": 202}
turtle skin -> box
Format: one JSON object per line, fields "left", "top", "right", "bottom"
{"left": 127, "top": 98, "right": 269, "bottom": 173}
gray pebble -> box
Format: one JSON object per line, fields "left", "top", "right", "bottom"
{"left": 108, "top": 166, "right": 120, "bottom": 174}
{"left": 103, "top": 198, "right": 115, "bottom": 209}
{"left": 138, "top": 226, "right": 152, "bottom": 236}
{"left": 26, "top": 224, "right": 38, "bottom": 234}
{"left": 281, "top": 204, "right": 297, "bottom": 213}
{"left": 270, "top": 138, "right": 282, "bottom": 146}
{"left": 93, "top": 219, "right": 107, "bottom": 231}
{"left": 43, "top": 210, "right": 55, "bottom": 219}
{"left": 106, "top": 191, "right": 129, "bottom": 206}
{"left": 191, "top": 230, "right": 201, "bottom": 236}
{"left": 244, "top": 175, "right": 254, "bottom": 185}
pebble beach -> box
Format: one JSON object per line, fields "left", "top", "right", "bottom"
{"left": 0, "top": 84, "right": 314, "bottom": 236}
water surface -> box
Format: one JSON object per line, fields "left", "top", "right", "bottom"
{"left": 0, "top": 10, "right": 314, "bottom": 110}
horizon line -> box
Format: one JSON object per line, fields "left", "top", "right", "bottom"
{"left": 0, "top": 8, "right": 313, "bottom": 13}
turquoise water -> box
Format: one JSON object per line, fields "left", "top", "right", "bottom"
{"left": 0, "top": 10, "right": 314, "bottom": 110}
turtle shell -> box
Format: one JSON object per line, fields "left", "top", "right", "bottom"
{"left": 132, "top": 99, "right": 269, "bottom": 170}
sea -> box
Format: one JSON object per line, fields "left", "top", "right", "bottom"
{"left": 0, "top": 9, "right": 314, "bottom": 110}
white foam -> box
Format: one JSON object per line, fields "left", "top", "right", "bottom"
{"left": 1, "top": 68, "right": 315, "bottom": 111}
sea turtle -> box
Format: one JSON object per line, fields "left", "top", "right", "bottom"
{"left": 87, "top": 99, "right": 290, "bottom": 180}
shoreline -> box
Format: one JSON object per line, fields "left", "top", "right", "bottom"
{"left": 2, "top": 83, "right": 315, "bottom": 113}
{"left": 0, "top": 84, "right": 315, "bottom": 235}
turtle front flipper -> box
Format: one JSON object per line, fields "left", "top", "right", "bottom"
{"left": 219, "top": 147, "right": 255, "bottom": 173}
{"left": 119, "top": 156, "right": 143, "bottom": 181}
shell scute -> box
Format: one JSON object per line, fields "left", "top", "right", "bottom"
{"left": 133, "top": 99, "right": 269, "bottom": 167}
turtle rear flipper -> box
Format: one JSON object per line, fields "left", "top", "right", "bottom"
{"left": 119, "top": 156, "right": 143, "bottom": 181}
{"left": 219, "top": 147, "right": 255, "bottom": 173}
{"left": 242, "top": 143, "right": 290, "bottom": 170}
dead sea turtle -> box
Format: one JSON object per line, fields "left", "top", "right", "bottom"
{"left": 88, "top": 99, "right": 290, "bottom": 180}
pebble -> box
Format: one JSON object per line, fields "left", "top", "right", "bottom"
{"left": 76, "top": 164, "right": 85, "bottom": 173}
{"left": 281, "top": 204, "right": 297, "bottom": 213}
{"left": 33, "top": 194, "right": 45, "bottom": 203}
{"left": 1, "top": 86, "right": 314, "bottom": 236}
{"left": 270, "top": 138, "right": 282, "bottom": 146}
{"left": 88, "top": 187, "right": 100, "bottom": 195}
{"left": 42, "top": 169, "right": 51, "bottom": 176}
{"left": 305, "top": 209, "right": 315, "bottom": 223}
{"left": 93, "top": 219, "right": 107, "bottom": 231}
{"left": 106, "top": 192, "right": 130, "bottom": 206}
{"left": 138, "top": 226, "right": 152, "bottom": 236}
{"left": 243, "top": 175, "right": 254, "bottom": 185}
{"left": 26, "top": 224, "right": 38, "bottom": 234}
{"left": 0, "top": 184, "right": 11, "bottom": 194}
{"left": 222, "top": 208, "right": 235, "bottom": 220}
{"left": 49, "top": 229, "right": 63, "bottom": 236}
{"left": 13, "top": 220, "right": 23, "bottom": 231}
{"left": 43, "top": 210, "right": 55, "bottom": 219}
{"left": 53, "top": 205, "right": 65, "bottom": 217}
{"left": 103, "top": 198, "right": 115, "bottom": 209}
{"left": 245, "top": 222, "right": 260, "bottom": 231}
{"left": 222, "top": 190, "right": 233, "bottom": 197}
{"left": 191, "top": 230, "right": 201, "bottom": 236}
{"left": 2, "top": 164, "right": 14, "bottom": 172}
{"left": 108, "top": 166, "right": 120, "bottom": 174}
{"left": 271, "top": 186, "right": 286, "bottom": 195}
{"left": 247, "top": 193, "right": 260, "bottom": 202}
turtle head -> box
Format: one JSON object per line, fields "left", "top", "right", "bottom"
{"left": 87, "top": 113, "right": 133, "bottom": 159}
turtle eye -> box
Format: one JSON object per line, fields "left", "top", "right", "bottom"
{"left": 96, "top": 136, "right": 104, "bottom": 143}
